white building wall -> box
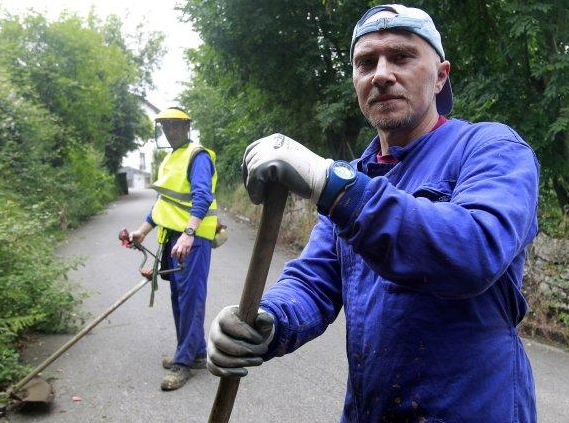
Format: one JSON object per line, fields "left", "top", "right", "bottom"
{"left": 121, "top": 101, "right": 160, "bottom": 185}
{"left": 131, "top": 173, "right": 147, "bottom": 189}
{"left": 122, "top": 141, "right": 155, "bottom": 176}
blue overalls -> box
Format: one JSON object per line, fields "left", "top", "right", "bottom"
{"left": 165, "top": 235, "right": 211, "bottom": 365}
{"left": 261, "top": 119, "right": 539, "bottom": 422}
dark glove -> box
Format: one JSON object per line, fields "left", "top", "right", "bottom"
{"left": 207, "top": 305, "right": 275, "bottom": 377}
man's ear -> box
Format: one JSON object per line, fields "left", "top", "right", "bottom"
{"left": 435, "top": 60, "right": 451, "bottom": 94}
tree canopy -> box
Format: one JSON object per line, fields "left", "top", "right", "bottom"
{"left": 0, "top": 10, "right": 165, "bottom": 173}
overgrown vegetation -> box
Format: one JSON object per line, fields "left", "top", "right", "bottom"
{"left": 0, "top": 10, "right": 163, "bottom": 388}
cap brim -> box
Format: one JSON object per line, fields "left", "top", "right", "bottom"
{"left": 436, "top": 77, "right": 453, "bottom": 116}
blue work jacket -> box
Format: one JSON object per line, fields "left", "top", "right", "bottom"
{"left": 260, "top": 119, "right": 539, "bottom": 422}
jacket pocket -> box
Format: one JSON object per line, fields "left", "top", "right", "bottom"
{"left": 411, "top": 180, "right": 454, "bottom": 202}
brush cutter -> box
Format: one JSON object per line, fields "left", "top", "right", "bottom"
{"left": 118, "top": 228, "right": 185, "bottom": 306}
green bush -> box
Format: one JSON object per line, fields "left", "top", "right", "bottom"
{"left": 57, "top": 144, "right": 117, "bottom": 229}
{"left": 0, "top": 73, "right": 101, "bottom": 388}
{"left": 0, "top": 192, "right": 82, "bottom": 387}
{"left": 539, "top": 180, "right": 569, "bottom": 239}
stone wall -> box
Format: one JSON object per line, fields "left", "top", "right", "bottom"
{"left": 522, "top": 233, "right": 569, "bottom": 345}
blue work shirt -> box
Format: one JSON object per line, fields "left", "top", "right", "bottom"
{"left": 260, "top": 119, "right": 539, "bottom": 422}
{"left": 146, "top": 150, "right": 214, "bottom": 226}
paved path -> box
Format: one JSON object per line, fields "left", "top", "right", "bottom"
{"left": 10, "top": 189, "right": 569, "bottom": 422}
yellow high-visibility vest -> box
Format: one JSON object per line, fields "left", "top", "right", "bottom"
{"left": 151, "top": 143, "right": 218, "bottom": 241}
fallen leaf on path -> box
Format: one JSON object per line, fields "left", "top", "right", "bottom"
{"left": 72, "top": 396, "right": 82, "bottom": 402}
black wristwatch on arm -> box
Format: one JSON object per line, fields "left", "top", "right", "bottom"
{"left": 184, "top": 227, "right": 196, "bottom": 237}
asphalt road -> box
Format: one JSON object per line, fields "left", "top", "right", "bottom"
{"left": 10, "top": 189, "right": 569, "bottom": 422}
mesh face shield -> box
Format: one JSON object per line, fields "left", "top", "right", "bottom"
{"left": 154, "top": 107, "right": 192, "bottom": 149}
{"left": 154, "top": 119, "right": 191, "bottom": 149}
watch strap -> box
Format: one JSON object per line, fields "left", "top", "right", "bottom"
{"left": 328, "top": 171, "right": 370, "bottom": 228}
{"left": 317, "top": 161, "right": 356, "bottom": 215}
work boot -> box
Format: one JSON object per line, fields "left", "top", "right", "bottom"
{"left": 162, "top": 355, "right": 207, "bottom": 370}
{"left": 160, "top": 364, "right": 191, "bottom": 391}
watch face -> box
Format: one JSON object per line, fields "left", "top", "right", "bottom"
{"left": 333, "top": 162, "right": 356, "bottom": 180}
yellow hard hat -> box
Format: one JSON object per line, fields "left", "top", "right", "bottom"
{"left": 155, "top": 107, "right": 191, "bottom": 121}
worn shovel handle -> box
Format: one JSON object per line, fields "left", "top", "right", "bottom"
{"left": 208, "top": 184, "right": 289, "bottom": 423}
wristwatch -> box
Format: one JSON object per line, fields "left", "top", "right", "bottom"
{"left": 317, "top": 160, "right": 357, "bottom": 215}
{"left": 184, "top": 226, "right": 196, "bottom": 237}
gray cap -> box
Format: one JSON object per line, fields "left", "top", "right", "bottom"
{"left": 350, "top": 4, "right": 453, "bottom": 115}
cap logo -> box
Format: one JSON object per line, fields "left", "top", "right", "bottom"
{"left": 364, "top": 10, "right": 396, "bottom": 28}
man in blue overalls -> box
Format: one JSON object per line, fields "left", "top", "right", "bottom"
{"left": 207, "top": 4, "right": 538, "bottom": 422}
{"left": 130, "top": 107, "right": 217, "bottom": 391}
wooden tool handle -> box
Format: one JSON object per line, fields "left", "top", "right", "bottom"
{"left": 208, "top": 184, "right": 288, "bottom": 423}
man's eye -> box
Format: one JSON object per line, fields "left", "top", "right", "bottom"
{"left": 395, "top": 53, "right": 412, "bottom": 62}
{"left": 357, "top": 58, "right": 375, "bottom": 68}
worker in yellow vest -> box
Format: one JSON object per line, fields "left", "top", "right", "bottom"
{"left": 129, "top": 107, "right": 217, "bottom": 391}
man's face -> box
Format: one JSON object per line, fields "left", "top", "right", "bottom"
{"left": 352, "top": 29, "right": 449, "bottom": 131}
{"left": 160, "top": 120, "right": 190, "bottom": 149}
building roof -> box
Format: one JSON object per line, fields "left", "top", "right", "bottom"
{"left": 141, "top": 97, "right": 160, "bottom": 114}
{"left": 119, "top": 166, "right": 151, "bottom": 177}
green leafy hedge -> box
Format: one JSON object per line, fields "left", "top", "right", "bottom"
{"left": 0, "top": 193, "right": 82, "bottom": 384}
{"left": 0, "top": 13, "right": 162, "bottom": 388}
{"left": 0, "top": 74, "right": 100, "bottom": 387}
{"left": 0, "top": 8, "right": 163, "bottom": 388}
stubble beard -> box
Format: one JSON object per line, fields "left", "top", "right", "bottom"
{"left": 366, "top": 102, "right": 414, "bottom": 130}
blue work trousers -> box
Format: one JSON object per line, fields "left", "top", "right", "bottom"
{"left": 165, "top": 235, "right": 212, "bottom": 366}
